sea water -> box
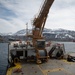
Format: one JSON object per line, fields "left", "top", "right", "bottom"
{"left": 56, "top": 42, "right": 75, "bottom": 53}
{"left": 0, "top": 43, "right": 8, "bottom": 75}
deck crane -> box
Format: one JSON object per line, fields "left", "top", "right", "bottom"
{"left": 29, "top": 0, "right": 54, "bottom": 63}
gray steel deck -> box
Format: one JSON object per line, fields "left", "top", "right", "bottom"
{"left": 10, "top": 59, "right": 75, "bottom": 75}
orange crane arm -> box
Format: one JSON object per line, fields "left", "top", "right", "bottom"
{"left": 33, "top": 0, "right": 54, "bottom": 33}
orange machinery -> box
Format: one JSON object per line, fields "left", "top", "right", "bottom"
{"left": 28, "top": 0, "right": 54, "bottom": 63}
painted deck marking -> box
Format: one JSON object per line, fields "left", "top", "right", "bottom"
{"left": 44, "top": 68, "right": 64, "bottom": 73}
{"left": 62, "top": 60, "right": 75, "bottom": 64}
{"left": 6, "top": 63, "right": 22, "bottom": 75}
{"left": 37, "top": 65, "right": 47, "bottom": 75}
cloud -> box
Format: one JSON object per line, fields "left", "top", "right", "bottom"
{"left": 0, "top": 18, "right": 28, "bottom": 33}
{"left": 0, "top": 18, "right": 16, "bottom": 33}
{"left": 0, "top": 0, "right": 43, "bottom": 33}
{"left": 9, "top": 18, "right": 26, "bottom": 30}
{"left": 0, "top": 0, "right": 42, "bottom": 20}
{"left": 0, "top": 3, "right": 17, "bottom": 20}
{"left": 0, "top": 0, "right": 75, "bottom": 33}
{"left": 44, "top": 0, "right": 75, "bottom": 31}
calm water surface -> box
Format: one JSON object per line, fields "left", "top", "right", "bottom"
{"left": 56, "top": 42, "right": 75, "bottom": 53}
{"left": 0, "top": 43, "right": 8, "bottom": 75}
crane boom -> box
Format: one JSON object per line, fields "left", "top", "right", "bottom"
{"left": 32, "top": 0, "right": 54, "bottom": 44}
{"left": 33, "top": 0, "right": 54, "bottom": 34}
{"left": 30, "top": 0, "right": 54, "bottom": 63}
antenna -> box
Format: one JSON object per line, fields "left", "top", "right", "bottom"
{"left": 26, "top": 23, "right": 28, "bottom": 42}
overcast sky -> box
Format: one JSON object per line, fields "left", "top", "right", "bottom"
{"left": 0, "top": 0, "right": 75, "bottom": 33}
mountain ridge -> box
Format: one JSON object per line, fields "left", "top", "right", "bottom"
{"left": 0, "top": 28, "right": 75, "bottom": 42}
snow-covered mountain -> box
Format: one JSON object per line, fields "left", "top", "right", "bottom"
{"left": 13, "top": 29, "right": 31, "bottom": 36}
{"left": 14, "top": 29, "right": 26, "bottom": 35}
{"left": 0, "top": 32, "right": 13, "bottom": 36}
{"left": 0, "top": 28, "right": 75, "bottom": 41}
{"left": 13, "top": 28, "right": 75, "bottom": 39}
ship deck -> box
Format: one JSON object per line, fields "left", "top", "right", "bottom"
{"left": 7, "top": 59, "right": 75, "bottom": 75}
{"left": 7, "top": 41, "right": 75, "bottom": 75}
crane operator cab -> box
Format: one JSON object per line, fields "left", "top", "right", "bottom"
{"left": 35, "top": 39, "right": 48, "bottom": 64}
{"left": 37, "top": 39, "right": 45, "bottom": 48}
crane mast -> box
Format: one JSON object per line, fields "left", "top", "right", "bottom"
{"left": 31, "top": 0, "right": 54, "bottom": 63}
{"left": 32, "top": 0, "right": 54, "bottom": 46}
